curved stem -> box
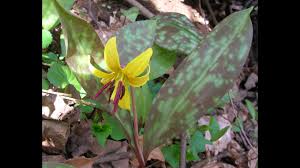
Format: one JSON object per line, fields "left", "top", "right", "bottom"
{"left": 130, "top": 87, "right": 145, "bottom": 167}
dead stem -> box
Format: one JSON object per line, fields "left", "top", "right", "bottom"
{"left": 203, "top": 0, "right": 218, "bottom": 26}
{"left": 130, "top": 87, "right": 146, "bottom": 167}
{"left": 124, "top": 0, "right": 154, "bottom": 18}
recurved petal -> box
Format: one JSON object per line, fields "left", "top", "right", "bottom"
{"left": 104, "top": 36, "right": 121, "bottom": 72}
{"left": 89, "top": 63, "right": 115, "bottom": 79}
{"left": 123, "top": 48, "right": 153, "bottom": 78}
{"left": 127, "top": 66, "right": 150, "bottom": 87}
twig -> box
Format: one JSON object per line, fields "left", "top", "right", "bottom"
{"left": 228, "top": 92, "right": 258, "bottom": 155}
{"left": 130, "top": 87, "right": 145, "bottom": 167}
{"left": 203, "top": 0, "right": 218, "bottom": 26}
{"left": 42, "top": 89, "right": 95, "bottom": 106}
{"left": 198, "top": 0, "right": 210, "bottom": 32}
{"left": 124, "top": 0, "right": 154, "bottom": 18}
{"left": 180, "top": 132, "right": 187, "bottom": 168}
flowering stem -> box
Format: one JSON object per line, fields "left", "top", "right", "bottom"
{"left": 130, "top": 87, "right": 145, "bottom": 167}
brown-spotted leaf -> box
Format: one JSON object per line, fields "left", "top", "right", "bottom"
{"left": 52, "top": 0, "right": 104, "bottom": 97}
{"left": 143, "top": 7, "right": 254, "bottom": 158}
{"left": 116, "top": 20, "right": 157, "bottom": 65}
{"left": 154, "top": 13, "right": 204, "bottom": 55}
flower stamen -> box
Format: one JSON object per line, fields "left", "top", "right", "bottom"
{"left": 93, "top": 80, "right": 114, "bottom": 99}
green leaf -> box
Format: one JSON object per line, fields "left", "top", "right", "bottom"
{"left": 208, "top": 116, "right": 220, "bottom": 138}
{"left": 161, "top": 144, "right": 180, "bottom": 168}
{"left": 154, "top": 13, "right": 204, "bottom": 55}
{"left": 189, "top": 131, "right": 212, "bottom": 160}
{"left": 116, "top": 20, "right": 157, "bottom": 65}
{"left": 245, "top": 99, "right": 257, "bottom": 120}
{"left": 42, "top": 79, "right": 50, "bottom": 90}
{"left": 42, "top": 52, "right": 58, "bottom": 64}
{"left": 211, "top": 126, "right": 230, "bottom": 142}
{"left": 52, "top": 0, "right": 105, "bottom": 98}
{"left": 42, "top": 29, "right": 53, "bottom": 49}
{"left": 134, "top": 85, "right": 153, "bottom": 124}
{"left": 232, "top": 116, "right": 243, "bottom": 133}
{"left": 198, "top": 125, "right": 209, "bottom": 133}
{"left": 143, "top": 8, "right": 253, "bottom": 158}
{"left": 92, "top": 123, "right": 112, "bottom": 146}
{"left": 186, "top": 149, "right": 199, "bottom": 162}
{"left": 103, "top": 112, "right": 126, "bottom": 141}
{"left": 149, "top": 44, "right": 177, "bottom": 80}
{"left": 42, "top": 0, "right": 74, "bottom": 30}
{"left": 79, "top": 104, "right": 94, "bottom": 113}
{"left": 47, "top": 62, "right": 87, "bottom": 98}
{"left": 121, "top": 7, "right": 139, "bottom": 22}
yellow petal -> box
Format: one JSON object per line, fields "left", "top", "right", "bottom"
{"left": 118, "top": 84, "right": 131, "bottom": 110}
{"left": 104, "top": 36, "right": 121, "bottom": 72}
{"left": 123, "top": 48, "right": 153, "bottom": 78}
{"left": 89, "top": 63, "right": 115, "bottom": 79}
{"left": 127, "top": 66, "right": 150, "bottom": 87}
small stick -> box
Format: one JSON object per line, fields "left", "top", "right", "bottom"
{"left": 179, "top": 132, "right": 187, "bottom": 168}
{"left": 228, "top": 92, "right": 258, "bottom": 155}
{"left": 203, "top": 0, "right": 218, "bottom": 26}
{"left": 130, "top": 87, "right": 145, "bottom": 167}
{"left": 124, "top": 0, "right": 154, "bottom": 18}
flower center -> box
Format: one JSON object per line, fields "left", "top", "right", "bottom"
{"left": 93, "top": 72, "right": 126, "bottom": 114}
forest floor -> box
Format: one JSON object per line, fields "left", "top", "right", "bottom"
{"left": 42, "top": 0, "right": 258, "bottom": 167}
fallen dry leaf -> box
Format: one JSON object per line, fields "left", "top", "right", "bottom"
{"left": 227, "top": 140, "right": 248, "bottom": 168}
{"left": 198, "top": 116, "right": 233, "bottom": 156}
{"left": 42, "top": 154, "right": 66, "bottom": 162}
{"left": 201, "top": 161, "right": 236, "bottom": 168}
{"left": 42, "top": 120, "right": 70, "bottom": 154}
{"left": 42, "top": 92, "right": 78, "bottom": 122}
{"left": 147, "top": 147, "right": 165, "bottom": 162}
{"left": 244, "top": 73, "right": 258, "bottom": 90}
{"left": 148, "top": 0, "right": 208, "bottom": 25}
{"left": 64, "top": 156, "right": 95, "bottom": 168}
{"left": 247, "top": 148, "right": 258, "bottom": 168}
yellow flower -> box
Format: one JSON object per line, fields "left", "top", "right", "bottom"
{"left": 89, "top": 36, "right": 153, "bottom": 113}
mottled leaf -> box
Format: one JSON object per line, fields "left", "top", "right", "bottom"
{"left": 144, "top": 8, "right": 253, "bottom": 157}
{"left": 52, "top": 0, "right": 104, "bottom": 97}
{"left": 103, "top": 112, "right": 126, "bottom": 141}
{"left": 149, "top": 44, "right": 177, "bottom": 80}
{"left": 42, "top": 0, "right": 74, "bottom": 30}
{"left": 116, "top": 20, "right": 157, "bottom": 65}
{"left": 154, "top": 13, "right": 204, "bottom": 55}
{"left": 42, "top": 29, "right": 53, "bottom": 49}
{"left": 121, "top": 7, "right": 139, "bottom": 22}
{"left": 161, "top": 144, "right": 180, "bottom": 168}
{"left": 42, "top": 162, "right": 75, "bottom": 168}
{"left": 135, "top": 85, "right": 153, "bottom": 124}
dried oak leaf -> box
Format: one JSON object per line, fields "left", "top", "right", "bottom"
{"left": 42, "top": 120, "right": 70, "bottom": 154}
